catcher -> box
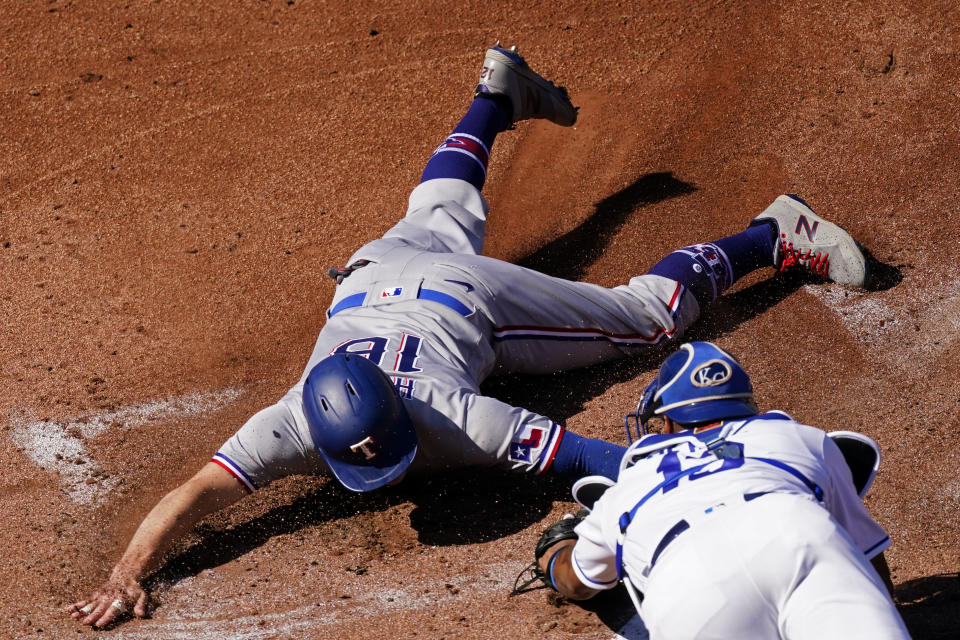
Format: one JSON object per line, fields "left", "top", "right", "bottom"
{"left": 520, "top": 342, "right": 910, "bottom": 639}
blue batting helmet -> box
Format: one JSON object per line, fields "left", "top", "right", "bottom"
{"left": 626, "top": 342, "right": 757, "bottom": 440}
{"left": 303, "top": 353, "right": 417, "bottom": 492}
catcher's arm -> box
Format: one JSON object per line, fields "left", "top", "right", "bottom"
{"left": 66, "top": 462, "right": 248, "bottom": 627}
{"left": 537, "top": 539, "right": 601, "bottom": 600}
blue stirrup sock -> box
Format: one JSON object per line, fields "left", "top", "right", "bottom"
{"left": 548, "top": 431, "right": 626, "bottom": 481}
{"left": 713, "top": 222, "right": 778, "bottom": 278}
{"left": 647, "top": 223, "right": 778, "bottom": 309}
{"left": 419, "top": 95, "right": 512, "bottom": 190}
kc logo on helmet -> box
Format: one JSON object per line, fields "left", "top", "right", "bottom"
{"left": 690, "top": 360, "right": 733, "bottom": 387}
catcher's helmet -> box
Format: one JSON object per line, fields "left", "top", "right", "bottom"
{"left": 626, "top": 341, "right": 757, "bottom": 440}
{"left": 303, "top": 353, "right": 417, "bottom": 492}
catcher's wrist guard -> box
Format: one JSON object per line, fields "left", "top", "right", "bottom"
{"left": 545, "top": 548, "right": 563, "bottom": 590}
{"left": 510, "top": 509, "right": 587, "bottom": 596}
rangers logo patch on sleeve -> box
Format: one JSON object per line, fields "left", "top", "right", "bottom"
{"left": 509, "top": 426, "right": 543, "bottom": 463}
{"left": 509, "top": 423, "right": 563, "bottom": 473}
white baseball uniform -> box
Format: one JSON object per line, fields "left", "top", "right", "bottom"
{"left": 571, "top": 412, "right": 910, "bottom": 639}
{"left": 213, "top": 178, "right": 700, "bottom": 491}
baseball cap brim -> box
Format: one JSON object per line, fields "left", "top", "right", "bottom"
{"left": 663, "top": 398, "right": 757, "bottom": 426}
{"left": 318, "top": 426, "right": 418, "bottom": 492}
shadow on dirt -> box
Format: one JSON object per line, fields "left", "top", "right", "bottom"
{"left": 896, "top": 572, "right": 960, "bottom": 639}
{"left": 575, "top": 584, "right": 648, "bottom": 638}
{"left": 484, "top": 170, "right": 904, "bottom": 424}
{"left": 862, "top": 246, "right": 904, "bottom": 292}
{"left": 517, "top": 171, "right": 696, "bottom": 281}
{"left": 404, "top": 469, "right": 572, "bottom": 545}
{"left": 149, "top": 469, "right": 572, "bottom": 588}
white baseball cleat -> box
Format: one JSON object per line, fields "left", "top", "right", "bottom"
{"left": 752, "top": 194, "right": 869, "bottom": 288}
{"left": 476, "top": 43, "right": 577, "bottom": 127}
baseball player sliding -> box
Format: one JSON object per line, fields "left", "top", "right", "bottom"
{"left": 532, "top": 342, "right": 909, "bottom": 639}
{"left": 68, "top": 43, "right": 871, "bottom": 627}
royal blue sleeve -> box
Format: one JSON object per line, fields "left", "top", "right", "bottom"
{"left": 547, "top": 431, "right": 626, "bottom": 481}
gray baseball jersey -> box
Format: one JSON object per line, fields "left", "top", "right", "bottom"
{"left": 214, "top": 178, "right": 700, "bottom": 492}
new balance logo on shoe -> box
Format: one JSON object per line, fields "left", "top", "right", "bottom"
{"left": 795, "top": 215, "right": 819, "bottom": 242}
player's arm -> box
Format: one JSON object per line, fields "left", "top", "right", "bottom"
{"left": 547, "top": 431, "right": 626, "bottom": 481}
{"left": 537, "top": 539, "right": 602, "bottom": 600}
{"left": 66, "top": 462, "right": 249, "bottom": 627}
{"left": 458, "top": 393, "right": 626, "bottom": 480}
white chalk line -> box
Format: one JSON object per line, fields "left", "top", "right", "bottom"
{"left": 804, "top": 266, "right": 960, "bottom": 366}
{"left": 107, "top": 561, "right": 517, "bottom": 640}
{"left": 8, "top": 388, "right": 244, "bottom": 506}
{"left": 87, "top": 557, "right": 647, "bottom": 640}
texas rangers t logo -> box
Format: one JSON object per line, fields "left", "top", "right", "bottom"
{"left": 350, "top": 436, "right": 378, "bottom": 460}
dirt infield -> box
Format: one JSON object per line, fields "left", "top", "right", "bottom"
{"left": 3, "top": 1, "right": 959, "bottom": 638}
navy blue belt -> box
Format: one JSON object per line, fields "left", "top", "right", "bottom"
{"left": 327, "top": 288, "right": 472, "bottom": 318}
{"left": 649, "top": 491, "right": 770, "bottom": 569}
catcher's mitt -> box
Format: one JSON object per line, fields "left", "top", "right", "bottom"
{"left": 510, "top": 509, "right": 588, "bottom": 596}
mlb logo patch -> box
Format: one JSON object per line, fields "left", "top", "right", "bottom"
{"left": 380, "top": 286, "right": 403, "bottom": 298}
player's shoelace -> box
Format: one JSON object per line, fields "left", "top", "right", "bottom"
{"left": 779, "top": 241, "right": 830, "bottom": 277}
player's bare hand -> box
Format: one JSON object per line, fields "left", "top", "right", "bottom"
{"left": 65, "top": 577, "right": 149, "bottom": 627}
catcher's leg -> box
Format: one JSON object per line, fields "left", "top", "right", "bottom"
{"left": 776, "top": 499, "right": 910, "bottom": 639}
